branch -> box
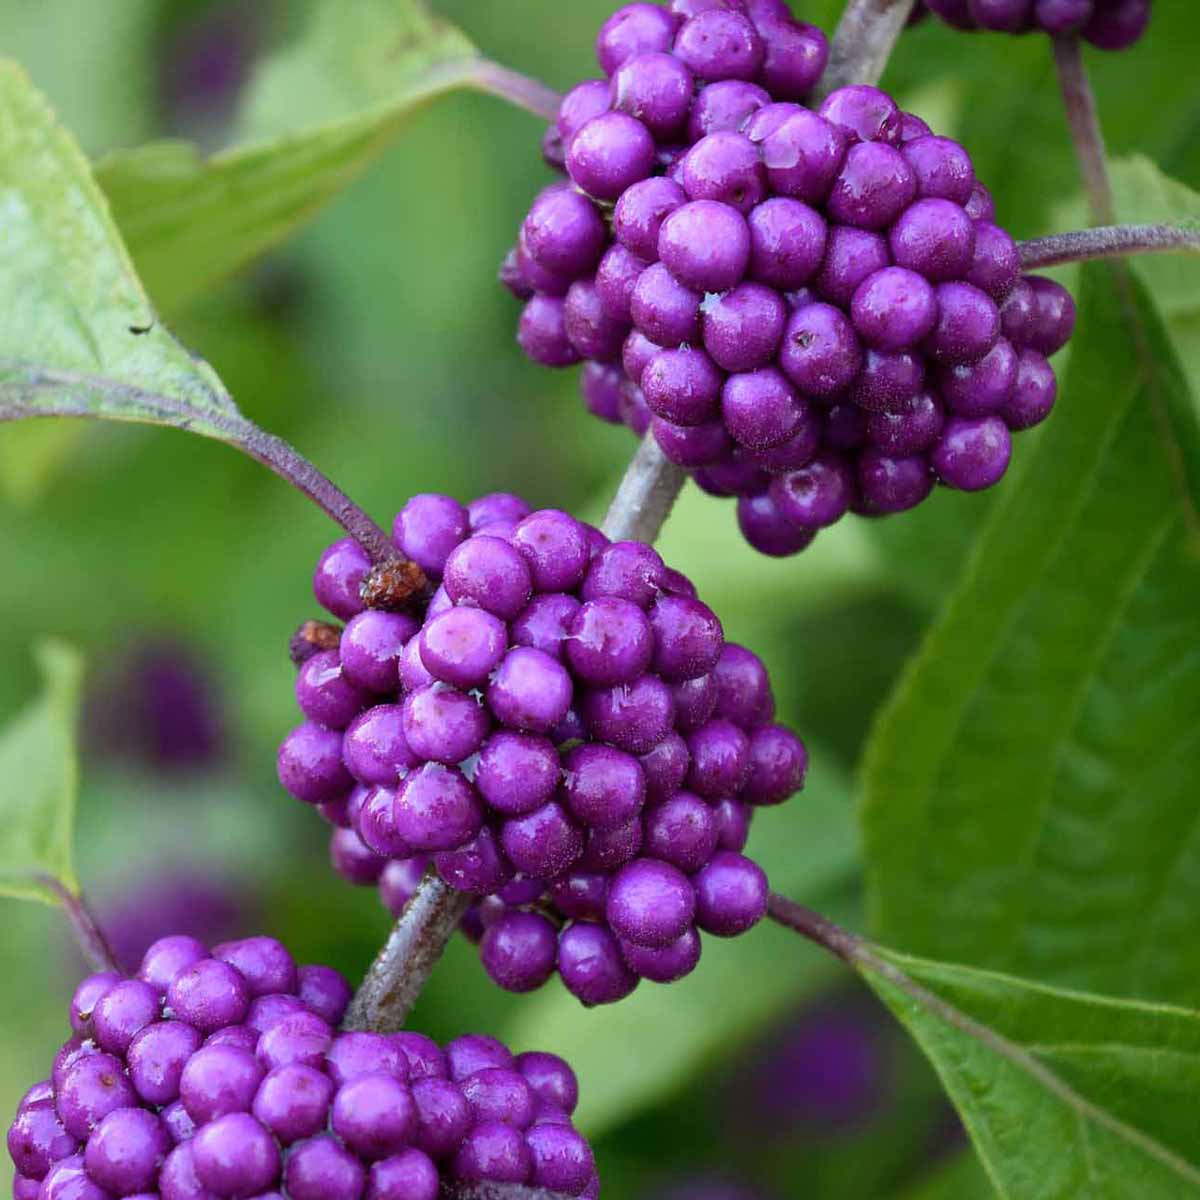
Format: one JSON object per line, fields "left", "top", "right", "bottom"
{"left": 818, "top": 0, "right": 918, "bottom": 97}
{"left": 344, "top": 870, "right": 473, "bottom": 1033}
{"left": 39, "top": 876, "right": 120, "bottom": 975}
{"left": 442, "top": 1184, "right": 576, "bottom": 1200}
{"left": 471, "top": 60, "right": 561, "bottom": 123}
{"left": 1018, "top": 223, "right": 1200, "bottom": 269}
{"left": 1051, "top": 35, "right": 1116, "bottom": 225}
{"left": 601, "top": 433, "right": 688, "bottom": 542}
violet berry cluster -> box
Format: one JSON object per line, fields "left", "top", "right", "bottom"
{"left": 7, "top": 936, "right": 599, "bottom": 1199}
{"left": 914, "top": 0, "right": 1151, "bottom": 49}
{"left": 502, "top": 0, "right": 1077, "bottom": 557}
{"left": 277, "top": 491, "right": 807, "bottom": 1005}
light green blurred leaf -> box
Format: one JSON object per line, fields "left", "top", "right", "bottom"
{"left": 862, "top": 260, "right": 1200, "bottom": 1006}
{"left": 96, "top": 0, "right": 484, "bottom": 313}
{"left": 0, "top": 61, "right": 241, "bottom": 441}
{"left": 0, "top": 641, "right": 83, "bottom": 903}
{"left": 862, "top": 950, "right": 1200, "bottom": 1199}
{"left": 505, "top": 749, "right": 860, "bottom": 1136}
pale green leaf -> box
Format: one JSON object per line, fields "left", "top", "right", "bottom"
{"left": 861, "top": 949, "right": 1200, "bottom": 1199}
{"left": 504, "top": 749, "right": 860, "bottom": 1136}
{"left": 0, "top": 60, "right": 241, "bottom": 440}
{"left": 0, "top": 641, "right": 84, "bottom": 903}
{"left": 862, "top": 260, "right": 1200, "bottom": 1006}
{"left": 96, "top": 0, "right": 484, "bottom": 313}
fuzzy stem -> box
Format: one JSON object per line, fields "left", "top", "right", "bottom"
{"left": 471, "top": 60, "right": 562, "bottom": 123}
{"left": 40, "top": 876, "right": 120, "bottom": 975}
{"left": 232, "top": 421, "right": 398, "bottom": 564}
{"left": 1051, "top": 35, "right": 1116, "bottom": 225}
{"left": 344, "top": 870, "right": 473, "bottom": 1033}
{"left": 1018, "top": 223, "right": 1200, "bottom": 268}
{"left": 443, "top": 1184, "right": 575, "bottom": 1200}
{"left": 819, "top": 0, "right": 918, "bottom": 97}
{"left": 601, "top": 433, "right": 688, "bottom": 542}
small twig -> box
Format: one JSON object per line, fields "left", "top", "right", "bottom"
{"left": 471, "top": 60, "right": 561, "bottom": 122}
{"left": 818, "top": 0, "right": 918, "bottom": 97}
{"left": 1019, "top": 223, "right": 1200, "bottom": 268}
{"left": 344, "top": 870, "right": 473, "bottom": 1033}
{"left": 234, "top": 421, "right": 400, "bottom": 565}
{"left": 39, "top": 876, "right": 120, "bottom": 974}
{"left": 601, "top": 433, "right": 688, "bottom": 542}
{"left": 1051, "top": 35, "right": 1116, "bottom": 225}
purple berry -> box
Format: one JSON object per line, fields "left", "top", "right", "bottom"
{"left": 693, "top": 851, "right": 769, "bottom": 936}
{"left": 932, "top": 415, "right": 1012, "bottom": 490}
{"left": 673, "top": 11, "right": 765, "bottom": 81}
{"left": 481, "top": 913, "right": 559, "bottom": 994}
{"left": 659, "top": 200, "right": 752, "bottom": 292}
{"left": 611, "top": 51, "right": 694, "bottom": 139}
{"left": 568, "top": 111, "right": 656, "bottom": 200}
{"left": 557, "top": 922, "right": 639, "bottom": 1006}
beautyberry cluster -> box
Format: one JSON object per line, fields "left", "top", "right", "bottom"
{"left": 278, "top": 491, "right": 807, "bottom": 1004}
{"left": 914, "top": 0, "right": 1150, "bottom": 49}
{"left": 7, "top": 936, "right": 598, "bottom": 1199}
{"left": 502, "top": 0, "right": 1077, "bottom": 557}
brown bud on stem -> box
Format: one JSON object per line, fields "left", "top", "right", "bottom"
{"left": 361, "top": 559, "right": 427, "bottom": 611}
{"left": 289, "top": 619, "right": 343, "bottom": 666}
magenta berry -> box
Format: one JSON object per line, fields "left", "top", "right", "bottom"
{"left": 284, "top": 488, "right": 808, "bottom": 1003}
{"left": 7, "top": 939, "right": 601, "bottom": 1197}
{"left": 500, "top": 14, "right": 1074, "bottom": 558}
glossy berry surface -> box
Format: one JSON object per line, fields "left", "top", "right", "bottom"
{"left": 916, "top": 0, "right": 1151, "bottom": 49}
{"left": 502, "top": 2, "right": 1077, "bottom": 558}
{"left": 281, "top": 491, "right": 809, "bottom": 1005}
{"left": 7, "top": 938, "right": 598, "bottom": 1197}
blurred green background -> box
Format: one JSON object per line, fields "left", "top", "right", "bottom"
{"left": 1, "top": 1, "right": 1197, "bottom": 1196}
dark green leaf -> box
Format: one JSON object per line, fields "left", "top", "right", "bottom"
{"left": 96, "top": 0, "right": 482, "bottom": 313}
{"left": 861, "top": 949, "right": 1200, "bottom": 1199}
{"left": 0, "top": 641, "right": 83, "bottom": 904}
{"left": 862, "top": 260, "right": 1200, "bottom": 1006}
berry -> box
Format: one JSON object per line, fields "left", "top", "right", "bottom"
{"left": 8, "top": 941, "right": 599, "bottom": 1197}
{"left": 286, "top": 491, "right": 808, "bottom": 1004}
{"left": 919, "top": 0, "right": 1151, "bottom": 49}
{"left": 501, "top": 19, "right": 1073, "bottom": 558}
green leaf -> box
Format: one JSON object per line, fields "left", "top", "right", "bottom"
{"left": 861, "top": 260, "right": 1200, "bottom": 1007}
{"left": 504, "top": 749, "right": 860, "bottom": 1136}
{"left": 0, "top": 641, "right": 84, "bottom": 903}
{"left": 0, "top": 60, "right": 242, "bottom": 440}
{"left": 95, "top": 0, "right": 484, "bottom": 313}
{"left": 859, "top": 949, "right": 1200, "bottom": 1199}
{"left": 892, "top": 1153, "right": 994, "bottom": 1200}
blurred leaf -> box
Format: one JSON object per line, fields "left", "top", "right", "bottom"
{"left": 505, "top": 749, "right": 860, "bottom": 1137}
{"left": 96, "top": 0, "right": 484, "bottom": 313}
{"left": 892, "top": 1153, "right": 994, "bottom": 1200}
{"left": 862, "top": 261, "right": 1200, "bottom": 1005}
{"left": 0, "top": 641, "right": 83, "bottom": 904}
{"left": 0, "top": 61, "right": 242, "bottom": 441}
{"left": 0, "top": 422, "right": 87, "bottom": 506}
{"left": 862, "top": 950, "right": 1200, "bottom": 1199}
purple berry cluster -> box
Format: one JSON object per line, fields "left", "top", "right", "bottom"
{"left": 7, "top": 936, "right": 598, "bottom": 1199}
{"left": 915, "top": 0, "right": 1150, "bottom": 49}
{"left": 277, "top": 491, "right": 808, "bottom": 1005}
{"left": 502, "top": 0, "right": 1077, "bottom": 557}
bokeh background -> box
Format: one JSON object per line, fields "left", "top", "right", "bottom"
{"left": 1, "top": 1, "right": 1197, "bottom": 1196}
